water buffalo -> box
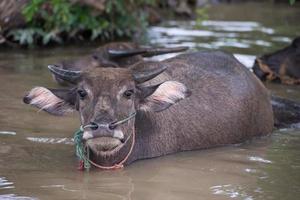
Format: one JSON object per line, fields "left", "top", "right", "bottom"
{"left": 252, "top": 37, "right": 300, "bottom": 85}
{"left": 271, "top": 95, "right": 300, "bottom": 128}
{"left": 23, "top": 51, "right": 274, "bottom": 168}
{"left": 53, "top": 42, "right": 188, "bottom": 85}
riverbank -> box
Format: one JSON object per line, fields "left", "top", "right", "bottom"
{"left": 0, "top": 0, "right": 194, "bottom": 48}
{"left": 1, "top": 0, "right": 297, "bottom": 48}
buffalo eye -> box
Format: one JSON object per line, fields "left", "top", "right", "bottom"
{"left": 123, "top": 89, "right": 134, "bottom": 99}
{"left": 77, "top": 89, "right": 87, "bottom": 100}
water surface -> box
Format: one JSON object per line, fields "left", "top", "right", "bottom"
{"left": 1, "top": 2, "right": 300, "bottom": 200}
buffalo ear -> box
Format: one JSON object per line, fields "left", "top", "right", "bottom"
{"left": 138, "top": 81, "right": 191, "bottom": 112}
{"left": 23, "top": 87, "right": 77, "bottom": 116}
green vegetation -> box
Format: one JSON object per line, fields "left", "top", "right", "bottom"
{"left": 289, "top": 0, "right": 296, "bottom": 5}
{"left": 194, "top": 6, "right": 209, "bottom": 29}
{"left": 8, "top": 0, "right": 156, "bottom": 46}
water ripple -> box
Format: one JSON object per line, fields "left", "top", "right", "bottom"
{"left": 26, "top": 137, "right": 74, "bottom": 145}
{"left": 0, "top": 177, "right": 14, "bottom": 190}
{"left": 0, "top": 194, "right": 37, "bottom": 200}
{"left": 210, "top": 184, "right": 253, "bottom": 199}
{"left": 148, "top": 19, "right": 278, "bottom": 55}
{"left": 1, "top": 178, "right": 36, "bottom": 200}
{"left": 248, "top": 156, "right": 272, "bottom": 164}
{"left": 0, "top": 131, "right": 16, "bottom": 136}
{"left": 40, "top": 185, "right": 78, "bottom": 192}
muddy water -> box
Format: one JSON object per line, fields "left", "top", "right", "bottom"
{"left": 1, "top": 2, "right": 300, "bottom": 200}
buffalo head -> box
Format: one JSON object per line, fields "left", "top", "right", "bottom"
{"left": 23, "top": 62, "right": 190, "bottom": 166}
{"left": 252, "top": 36, "right": 300, "bottom": 84}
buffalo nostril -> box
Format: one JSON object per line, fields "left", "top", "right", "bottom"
{"left": 89, "top": 122, "right": 99, "bottom": 130}
{"left": 108, "top": 123, "right": 117, "bottom": 130}
{"left": 23, "top": 96, "right": 31, "bottom": 104}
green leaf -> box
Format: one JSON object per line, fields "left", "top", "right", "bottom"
{"left": 18, "top": 0, "right": 157, "bottom": 46}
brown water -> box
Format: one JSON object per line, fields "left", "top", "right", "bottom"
{"left": 1, "top": 2, "right": 300, "bottom": 200}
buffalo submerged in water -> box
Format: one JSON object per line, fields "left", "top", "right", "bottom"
{"left": 52, "top": 42, "right": 300, "bottom": 129}
{"left": 252, "top": 36, "right": 300, "bottom": 85}
{"left": 23, "top": 50, "right": 274, "bottom": 168}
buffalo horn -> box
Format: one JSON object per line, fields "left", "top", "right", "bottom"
{"left": 142, "top": 46, "right": 189, "bottom": 57}
{"left": 108, "top": 46, "right": 189, "bottom": 58}
{"left": 108, "top": 49, "right": 147, "bottom": 58}
{"left": 48, "top": 65, "right": 82, "bottom": 84}
{"left": 132, "top": 63, "right": 167, "bottom": 83}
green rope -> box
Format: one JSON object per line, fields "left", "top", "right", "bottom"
{"left": 73, "top": 112, "right": 136, "bottom": 170}
{"left": 73, "top": 127, "right": 91, "bottom": 169}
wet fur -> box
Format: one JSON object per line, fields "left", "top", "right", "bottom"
{"left": 128, "top": 51, "right": 274, "bottom": 163}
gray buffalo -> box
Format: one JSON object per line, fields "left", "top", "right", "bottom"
{"left": 23, "top": 51, "right": 274, "bottom": 168}
{"left": 51, "top": 42, "right": 300, "bottom": 129}
{"left": 53, "top": 42, "right": 188, "bottom": 85}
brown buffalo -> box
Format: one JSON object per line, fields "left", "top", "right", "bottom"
{"left": 252, "top": 37, "right": 300, "bottom": 85}
{"left": 23, "top": 51, "right": 273, "bottom": 168}
{"left": 53, "top": 42, "right": 188, "bottom": 85}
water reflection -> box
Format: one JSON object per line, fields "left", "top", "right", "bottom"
{"left": 210, "top": 184, "right": 252, "bottom": 199}
{"left": 148, "top": 20, "right": 277, "bottom": 49}
{"left": 0, "top": 177, "right": 36, "bottom": 200}
{"left": 0, "top": 194, "right": 36, "bottom": 200}
{"left": 148, "top": 19, "right": 279, "bottom": 69}
{"left": 147, "top": 4, "right": 299, "bottom": 70}
{"left": 0, "top": 177, "right": 14, "bottom": 189}
{"left": 248, "top": 156, "right": 272, "bottom": 164}
{"left": 0, "top": 131, "right": 16, "bottom": 136}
